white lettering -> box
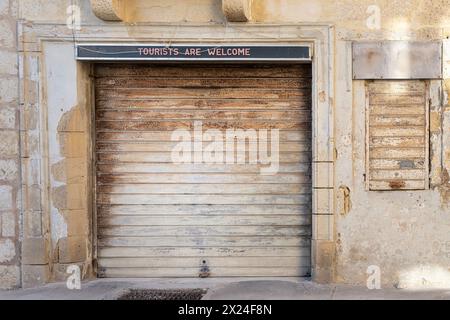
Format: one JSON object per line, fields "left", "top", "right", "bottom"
{"left": 171, "top": 121, "right": 279, "bottom": 174}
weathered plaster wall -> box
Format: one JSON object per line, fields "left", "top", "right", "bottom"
{"left": 246, "top": 0, "right": 450, "bottom": 289}
{"left": 44, "top": 43, "right": 93, "bottom": 282}
{"left": 1, "top": 0, "right": 450, "bottom": 289}
{"left": 13, "top": 39, "right": 94, "bottom": 288}
{"left": 0, "top": 0, "right": 20, "bottom": 289}
{"left": 335, "top": 76, "right": 450, "bottom": 288}
{"left": 106, "top": 0, "right": 450, "bottom": 288}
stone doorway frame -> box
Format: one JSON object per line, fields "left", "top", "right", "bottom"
{"left": 18, "top": 22, "right": 335, "bottom": 287}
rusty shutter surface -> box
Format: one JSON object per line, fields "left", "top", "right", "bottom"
{"left": 95, "top": 64, "right": 312, "bottom": 277}
{"left": 367, "top": 81, "right": 429, "bottom": 191}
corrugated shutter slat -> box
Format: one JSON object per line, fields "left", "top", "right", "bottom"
{"left": 95, "top": 64, "right": 312, "bottom": 277}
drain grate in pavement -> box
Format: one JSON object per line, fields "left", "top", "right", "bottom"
{"left": 117, "top": 288, "right": 208, "bottom": 300}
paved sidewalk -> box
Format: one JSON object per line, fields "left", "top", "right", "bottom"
{"left": 1, "top": 278, "right": 449, "bottom": 300}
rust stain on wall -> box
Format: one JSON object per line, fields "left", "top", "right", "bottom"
{"left": 389, "top": 180, "right": 406, "bottom": 190}
{"left": 338, "top": 186, "right": 351, "bottom": 215}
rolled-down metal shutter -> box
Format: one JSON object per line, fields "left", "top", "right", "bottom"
{"left": 95, "top": 64, "right": 312, "bottom": 277}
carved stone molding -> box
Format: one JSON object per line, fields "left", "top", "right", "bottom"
{"left": 90, "top": 0, "right": 124, "bottom": 21}
{"left": 222, "top": 0, "right": 252, "bottom": 22}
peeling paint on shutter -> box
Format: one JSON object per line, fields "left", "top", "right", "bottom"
{"left": 366, "top": 81, "right": 429, "bottom": 191}
{"left": 95, "top": 64, "right": 312, "bottom": 277}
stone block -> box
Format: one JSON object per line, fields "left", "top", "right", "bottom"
{"left": 353, "top": 41, "right": 442, "bottom": 79}
{"left": 53, "top": 262, "right": 89, "bottom": 282}
{"left": 22, "top": 184, "right": 41, "bottom": 211}
{"left": 0, "top": 105, "right": 16, "bottom": 129}
{"left": 20, "top": 104, "right": 38, "bottom": 131}
{"left": 58, "top": 236, "right": 87, "bottom": 263}
{"left": 430, "top": 111, "right": 441, "bottom": 134}
{"left": 59, "top": 132, "right": 87, "bottom": 158}
{"left": 0, "top": 159, "right": 18, "bottom": 181}
{"left": 313, "top": 162, "right": 334, "bottom": 188}
{"left": 0, "top": 50, "right": 17, "bottom": 75}
{"left": 52, "top": 184, "right": 86, "bottom": 210}
{"left": 0, "top": 19, "right": 15, "bottom": 48}
{"left": 22, "top": 264, "right": 49, "bottom": 288}
{"left": 90, "top": 0, "right": 124, "bottom": 21}
{"left": 22, "top": 237, "right": 49, "bottom": 265}
{"left": 312, "top": 240, "right": 335, "bottom": 284}
{"left": 64, "top": 210, "right": 89, "bottom": 236}
{"left": 20, "top": 130, "right": 40, "bottom": 159}
{"left": 23, "top": 79, "right": 38, "bottom": 105}
{"left": 0, "top": 130, "right": 18, "bottom": 156}
{"left": 24, "top": 210, "right": 42, "bottom": 237}
{"left": 1, "top": 211, "right": 15, "bottom": 237}
{"left": 0, "top": 185, "right": 13, "bottom": 210}
{"left": 0, "top": 77, "right": 17, "bottom": 103}
{"left": 0, "top": 265, "right": 20, "bottom": 289}
{"left": 444, "top": 40, "right": 450, "bottom": 79}
{"left": 51, "top": 158, "right": 87, "bottom": 184}
{"left": 57, "top": 107, "right": 87, "bottom": 132}
{"left": 313, "top": 214, "right": 334, "bottom": 241}
{"left": 313, "top": 188, "right": 334, "bottom": 214}
{"left": 9, "top": 0, "right": 18, "bottom": 17}
{"left": 222, "top": 0, "right": 251, "bottom": 22}
{"left": 0, "top": 1, "right": 9, "bottom": 15}
{"left": 21, "top": 158, "right": 40, "bottom": 186}
{"left": 0, "top": 238, "right": 15, "bottom": 263}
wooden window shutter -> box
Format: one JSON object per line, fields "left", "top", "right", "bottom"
{"left": 366, "top": 80, "right": 429, "bottom": 191}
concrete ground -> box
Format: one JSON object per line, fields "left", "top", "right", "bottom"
{"left": 1, "top": 278, "right": 450, "bottom": 300}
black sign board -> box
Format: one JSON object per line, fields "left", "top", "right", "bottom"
{"left": 76, "top": 44, "right": 311, "bottom": 61}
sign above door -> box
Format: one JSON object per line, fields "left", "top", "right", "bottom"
{"left": 76, "top": 44, "right": 312, "bottom": 62}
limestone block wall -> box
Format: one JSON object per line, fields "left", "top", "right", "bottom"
{"left": 0, "top": 0, "right": 450, "bottom": 290}
{"left": 0, "top": 0, "right": 20, "bottom": 289}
